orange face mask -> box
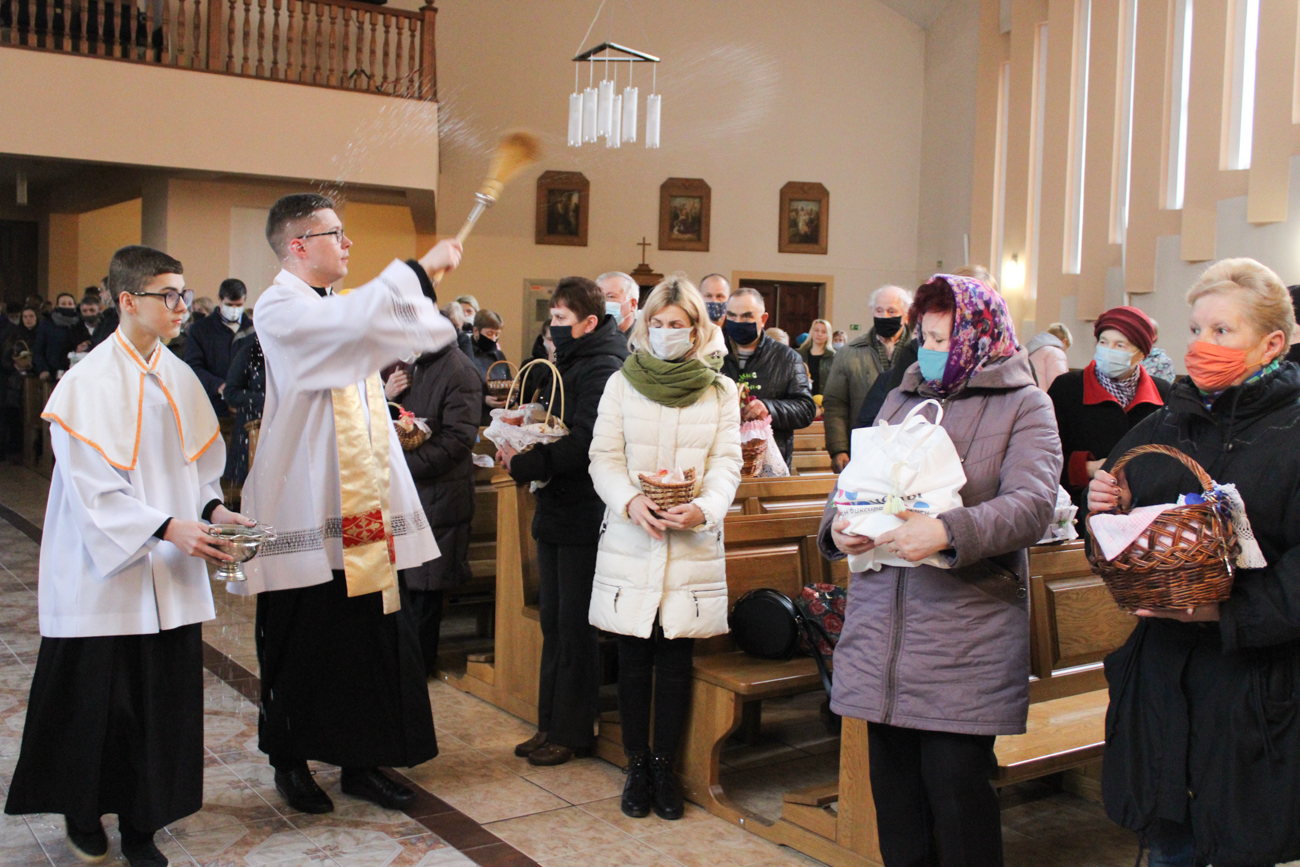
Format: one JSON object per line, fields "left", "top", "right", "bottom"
{"left": 1184, "top": 340, "right": 1255, "bottom": 392}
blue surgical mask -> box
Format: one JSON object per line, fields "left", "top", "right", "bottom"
{"left": 705, "top": 301, "right": 727, "bottom": 321}
{"left": 724, "top": 319, "right": 759, "bottom": 346}
{"left": 918, "top": 347, "right": 949, "bottom": 382}
{"left": 605, "top": 301, "right": 624, "bottom": 319}
{"left": 1094, "top": 344, "right": 1137, "bottom": 380}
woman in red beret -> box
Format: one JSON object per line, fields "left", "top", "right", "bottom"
{"left": 1046, "top": 305, "right": 1170, "bottom": 524}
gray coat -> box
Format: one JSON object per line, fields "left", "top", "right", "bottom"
{"left": 820, "top": 350, "right": 1062, "bottom": 735}
{"left": 821, "top": 329, "right": 913, "bottom": 458}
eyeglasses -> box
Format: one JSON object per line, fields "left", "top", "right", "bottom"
{"left": 129, "top": 288, "right": 194, "bottom": 311}
{"left": 299, "top": 227, "right": 346, "bottom": 244}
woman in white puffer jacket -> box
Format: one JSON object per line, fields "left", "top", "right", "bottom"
{"left": 588, "top": 275, "right": 742, "bottom": 822}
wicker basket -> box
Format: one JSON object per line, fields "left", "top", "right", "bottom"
{"left": 639, "top": 468, "right": 699, "bottom": 511}
{"left": 1086, "top": 444, "right": 1239, "bottom": 611}
{"left": 486, "top": 360, "right": 519, "bottom": 401}
{"left": 389, "top": 403, "right": 430, "bottom": 451}
{"left": 740, "top": 438, "right": 767, "bottom": 478}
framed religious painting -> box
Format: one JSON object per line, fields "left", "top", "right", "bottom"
{"left": 779, "top": 182, "right": 829, "bottom": 254}
{"left": 535, "top": 171, "right": 589, "bottom": 246}
{"left": 658, "top": 178, "right": 711, "bottom": 253}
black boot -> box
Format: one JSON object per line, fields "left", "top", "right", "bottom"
{"left": 621, "top": 751, "right": 652, "bottom": 818}
{"left": 273, "top": 763, "right": 334, "bottom": 814}
{"left": 120, "top": 826, "right": 167, "bottom": 867}
{"left": 649, "top": 754, "right": 684, "bottom": 820}
{"left": 64, "top": 816, "right": 108, "bottom": 863}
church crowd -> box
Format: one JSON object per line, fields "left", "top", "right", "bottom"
{"left": 5, "top": 192, "right": 1300, "bottom": 867}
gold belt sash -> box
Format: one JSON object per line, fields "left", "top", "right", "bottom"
{"left": 331, "top": 372, "right": 400, "bottom": 614}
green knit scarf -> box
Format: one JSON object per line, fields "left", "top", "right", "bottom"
{"left": 621, "top": 350, "right": 724, "bottom": 408}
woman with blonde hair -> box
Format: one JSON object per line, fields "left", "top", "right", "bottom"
{"left": 588, "top": 274, "right": 742, "bottom": 821}
{"left": 1088, "top": 258, "right": 1300, "bottom": 867}
{"left": 797, "top": 318, "right": 836, "bottom": 397}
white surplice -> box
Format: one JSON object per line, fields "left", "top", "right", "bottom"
{"left": 236, "top": 260, "right": 457, "bottom": 595}
{"left": 39, "top": 336, "right": 225, "bottom": 637}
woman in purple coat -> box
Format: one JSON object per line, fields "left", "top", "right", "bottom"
{"left": 820, "top": 274, "right": 1062, "bottom": 867}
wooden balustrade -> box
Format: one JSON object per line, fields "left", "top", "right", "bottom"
{"left": 0, "top": 0, "right": 437, "bottom": 100}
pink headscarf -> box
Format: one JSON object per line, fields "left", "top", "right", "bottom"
{"left": 918, "top": 274, "right": 1020, "bottom": 396}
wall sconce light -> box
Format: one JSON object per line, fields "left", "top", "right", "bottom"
{"left": 16, "top": 171, "right": 28, "bottom": 206}
{"left": 1002, "top": 253, "right": 1025, "bottom": 291}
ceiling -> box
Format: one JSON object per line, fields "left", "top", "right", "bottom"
{"left": 875, "top": 0, "right": 955, "bottom": 29}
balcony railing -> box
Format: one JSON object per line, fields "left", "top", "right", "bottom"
{"left": 0, "top": 0, "right": 436, "bottom": 99}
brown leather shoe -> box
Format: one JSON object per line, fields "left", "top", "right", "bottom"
{"left": 526, "top": 743, "right": 589, "bottom": 766}
{"left": 514, "top": 731, "right": 549, "bottom": 757}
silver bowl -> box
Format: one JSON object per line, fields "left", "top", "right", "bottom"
{"left": 207, "top": 523, "right": 276, "bottom": 582}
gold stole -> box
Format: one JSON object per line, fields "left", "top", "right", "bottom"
{"left": 331, "top": 372, "right": 400, "bottom": 614}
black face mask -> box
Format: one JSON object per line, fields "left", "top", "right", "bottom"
{"left": 550, "top": 325, "right": 575, "bottom": 353}
{"left": 874, "top": 316, "right": 903, "bottom": 339}
{"left": 724, "top": 319, "right": 759, "bottom": 346}
{"left": 82, "top": 314, "right": 100, "bottom": 327}
{"left": 461, "top": 322, "right": 474, "bottom": 334}
{"left": 475, "top": 334, "right": 497, "bottom": 354}
{"left": 705, "top": 301, "right": 727, "bottom": 322}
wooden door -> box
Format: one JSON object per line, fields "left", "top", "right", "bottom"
{"left": 737, "top": 279, "right": 824, "bottom": 341}
{"left": 0, "top": 220, "right": 39, "bottom": 308}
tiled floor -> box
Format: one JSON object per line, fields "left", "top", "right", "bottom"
{"left": 0, "top": 462, "right": 1189, "bottom": 867}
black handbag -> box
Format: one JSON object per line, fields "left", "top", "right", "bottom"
{"left": 729, "top": 588, "right": 836, "bottom": 702}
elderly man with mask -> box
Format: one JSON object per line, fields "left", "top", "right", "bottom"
{"left": 821, "top": 284, "right": 915, "bottom": 472}
{"left": 699, "top": 273, "right": 730, "bottom": 325}
{"left": 719, "top": 288, "right": 816, "bottom": 466}
{"left": 596, "top": 272, "right": 639, "bottom": 336}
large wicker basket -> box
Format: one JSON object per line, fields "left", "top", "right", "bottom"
{"left": 740, "top": 438, "right": 767, "bottom": 478}
{"left": 1086, "top": 444, "right": 1239, "bottom": 611}
{"left": 639, "top": 468, "right": 699, "bottom": 511}
{"left": 486, "top": 360, "right": 519, "bottom": 401}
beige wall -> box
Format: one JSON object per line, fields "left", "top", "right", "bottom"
{"left": 76, "top": 199, "right": 142, "bottom": 295}
{"left": 0, "top": 50, "right": 439, "bottom": 193}
{"left": 430, "top": 0, "right": 927, "bottom": 361}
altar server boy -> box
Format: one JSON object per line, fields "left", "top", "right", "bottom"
{"left": 5, "top": 245, "right": 252, "bottom": 867}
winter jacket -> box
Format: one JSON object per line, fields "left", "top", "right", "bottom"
{"left": 1024, "top": 332, "right": 1070, "bottom": 392}
{"left": 820, "top": 350, "right": 1061, "bottom": 735}
{"left": 183, "top": 308, "right": 253, "bottom": 415}
{"left": 1098, "top": 363, "right": 1300, "bottom": 866}
{"left": 797, "top": 344, "right": 836, "bottom": 398}
{"left": 720, "top": 335, "right": 817, "bottom": 466}
{"left": 34, "top": 313, "right": 77, "bottom": 375}
{"left": 822, "top": 328, "right": 913, "bottom": 458}
{"left": 508, "top": 315, "right": 628, "bottom": 546}
{"left": 470, "top": 339, "right": 509, "bottom": 426}
{"left": 399, "top": 344, "right": 484, "bottom": 591}
{"left": 1, "top": 324, "right": 38, "bottom": 409}
{"left": 587, "top": 351, "right": 743, "bottom": 640}
{"left": 62, "top": 316, "right": 116, "bottom": 358}
{"left": 223, "top": 329, "right": 265, "bottom": 485}
{"left": 1048, "top": 362, "right": 1168, "bottom": 513}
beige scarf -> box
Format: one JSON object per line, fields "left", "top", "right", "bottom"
{"left": 331, "top": 372, "right": 400, "bottom": 614}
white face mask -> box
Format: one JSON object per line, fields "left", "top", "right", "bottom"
{"left": 648, "top": 326, "right": 693, "bottom": 361}
{"left": 832, "top": 341, "right": 845, "bottom": 350}
{"left": 220, "top": 303, "right": 243, "bottom": 323}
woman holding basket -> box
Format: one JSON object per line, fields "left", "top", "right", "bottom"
{"left": 587, "top": 275, "right": 741, "bottom": 820}
{"left": 822, "top": 274, "right": 1061, "bottom": 867}
{"left": 1088, "top": 258, "right": 1300, "bottom": 867}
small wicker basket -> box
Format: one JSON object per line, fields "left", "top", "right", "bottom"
{"left": 1086, "top": 444, "right": 1239, "bottom": 611}
{"left": 389, "top": 403, "right": 430, "bottom": 451}
{"left": 486, "top": 360, "right": 519, "bottom": 401}
{"left": 639, "top": 468, "right": 699, "bottom": 511}
{"left": 740, "top": 438, "right": 767, "bottom": 478}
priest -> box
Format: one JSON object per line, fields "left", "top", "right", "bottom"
{"left": 6, "top": 245, "right": 252, "bottom": 867}
{"left": 236, "top": 193, "right": 461, "bottom": 814}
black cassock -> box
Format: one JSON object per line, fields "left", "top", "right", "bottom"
{"left": 256, "top": 570, "right": 436, "bottom": 768}
{"left": 5, "top": 624, "right": 204, "bottom": 831}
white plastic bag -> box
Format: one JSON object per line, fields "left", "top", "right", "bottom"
{"left": 1036, "top": 485, "right": 1079, "bottom": 544}
{"left": 834, "top": 399, "right": 967, "bottom": 572}
{"left": 482, "top": 403, "right": 567, "bottom": 453}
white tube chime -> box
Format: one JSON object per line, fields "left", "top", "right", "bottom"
{"left": 566, "top": 21, "right": 660, "bottom": 149}
{"left": 582, "top": 86, "right": 598, "bottom": 143}
{"left": 608, "top": 94, "right": 623, "bottom": 148}
{"left": 567, "top": 66, "right": 584, "bottom": 148}
{"left": 622, "top": 85, "right": 638, "bottom": 142}
{"left": 645, "top": 94, "right": 661, "bottom": 149}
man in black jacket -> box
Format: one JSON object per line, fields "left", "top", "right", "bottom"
{"left": 498, "top": 276, "right": 628, "bottom": 767}
{"left": 719, "top": 287, "right": 817, "bottom": 465}
{"left": 183, "top": 279, "right": 252, "bottom": 415}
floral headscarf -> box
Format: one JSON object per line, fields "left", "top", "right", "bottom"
{"left": 919, "top": 274, "right": 1019, "bottom": 396}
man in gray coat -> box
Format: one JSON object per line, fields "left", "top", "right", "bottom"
{"left": 822, "top": 284, "right": 914, "bottom": 472}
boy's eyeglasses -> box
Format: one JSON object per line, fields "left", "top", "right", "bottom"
{"left": 128, "top": 288, "right": 194, "bottom": 311}
{"left": 299, "top": 227, "right": 345, "bottom": 244}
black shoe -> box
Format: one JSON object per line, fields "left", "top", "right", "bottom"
{"left": 649, "top": 754, "right": 684, "bottom": 820}
{"left": 120, "top": 828, "right": 167, "bottom": 867}
{"left": 274, "top": 765, "right": 335, "bottom": 814}
{"left": 340, "top": 767, "right": 416, "bottom": 810}
{"left": 64, "top": 817, "right": 108, "bottom": 863}
{"left": 620, "top": 751, "right": 651, "bottom": 819}
{"left": 514, "top": 730, "right": 549, "bottom": 757}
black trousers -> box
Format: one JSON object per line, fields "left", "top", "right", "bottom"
{"left": 867, "top": 722, "right": 1003, "bottom": 867}
{"left": 406, "top": 588, "right": 445, "bottom": 677}
{"left": 535, "top": 540, "right": 600, "bottom": 749}
{"left": 616, "top": 625, "right": 695, "bottom": 757}
{"left": 5, "top": 625, "right": 204, "bottom": 833}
